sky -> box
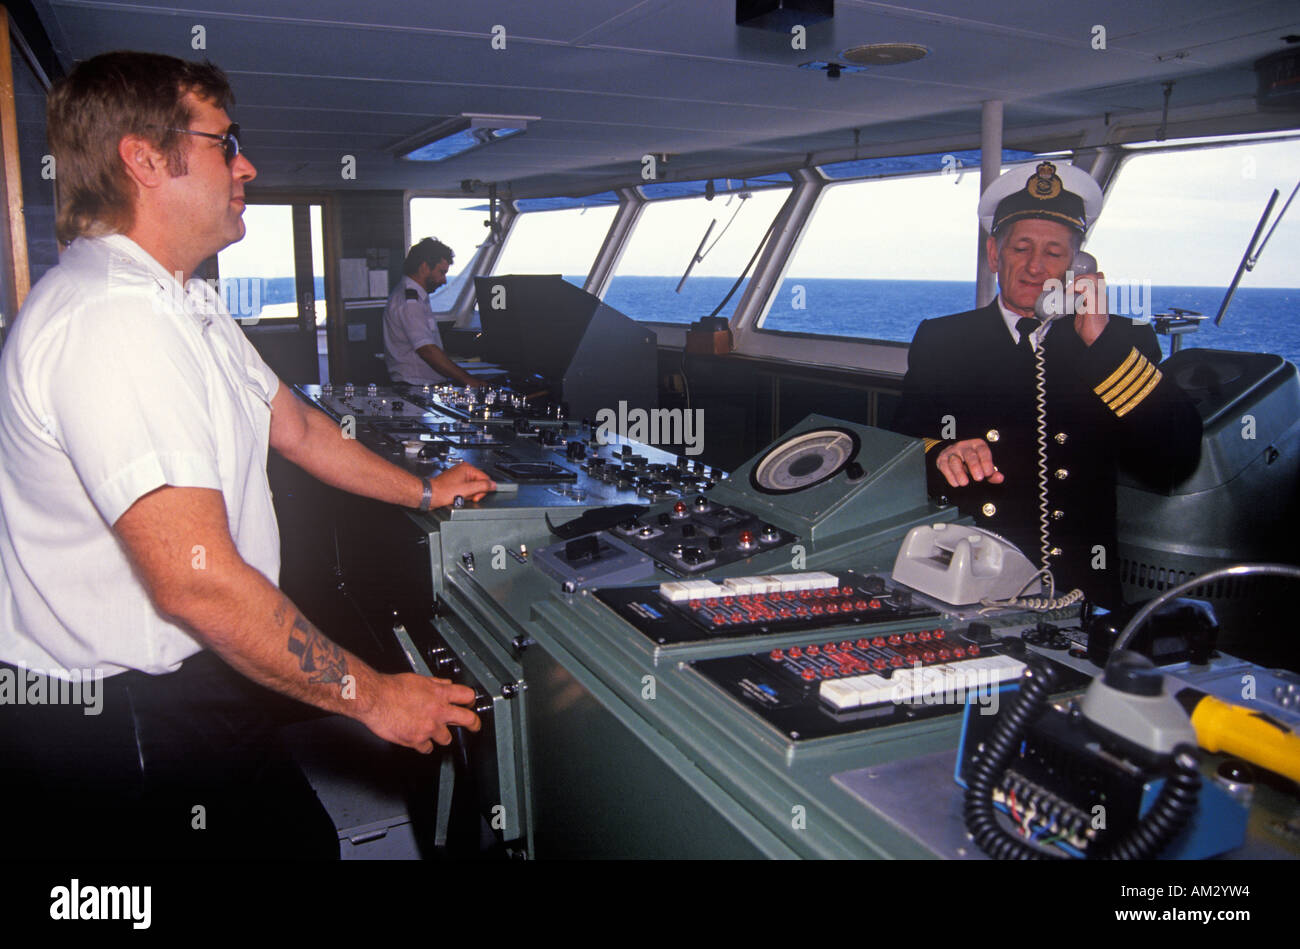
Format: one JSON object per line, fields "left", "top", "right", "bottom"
{"left": 224, "top": 135, "right": 1300, "bottom": 290}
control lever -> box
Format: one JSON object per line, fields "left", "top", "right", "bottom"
{"left": 443, "top": 688, "right": 504, "bottom": 855}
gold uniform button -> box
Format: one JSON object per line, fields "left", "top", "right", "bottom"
{"left": 985, "top": 429, "right": 1000, "bottom": 443}
{"left": 981, "top": 502, "right": 996, "bottom": 517}
{"left": 1054, "top": 468, "right": 1069, "bottom": 480}
{"left": 1054, "top": 432, "right": 1068, "bottom": 444}
{"left": 1049, "top": 547, "right": 1063, "bottom": 558}
{"left": 1051, "top": 510, "right": 1065, "bottom": 520}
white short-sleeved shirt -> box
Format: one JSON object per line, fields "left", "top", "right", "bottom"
{"left": 0, "top": 234, "right": 282, "bottom": 676}
{"left": 383, "top": 276, "right": 446, "bottom": 384}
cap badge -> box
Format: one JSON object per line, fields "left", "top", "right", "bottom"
{"left": 1029, "top": 162, "right": 1062, "bottom": 201}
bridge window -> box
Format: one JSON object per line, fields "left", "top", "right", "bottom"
{"left": 491, "top": 203, "right": 618, "bottom": 288}
{"left": 604, "top": 186, "right": 791, "bottom": 324}
{"left": 758, "top": 170, "right": 987, "bottom": 341}
{"left": 216, "top": 203, "right": 324, "bottom": 325}
{"left": 1086, "top": 135, "right": 1300, "bottom": 367}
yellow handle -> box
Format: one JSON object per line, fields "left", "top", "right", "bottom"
{"left": 1190, "top": 694, "right": 1300, "bottom": 783}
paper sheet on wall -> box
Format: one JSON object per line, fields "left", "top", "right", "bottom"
{"left": 340, "top": 258, "right": 368, "bottom": 298}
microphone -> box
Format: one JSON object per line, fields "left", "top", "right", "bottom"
{"left": 1034, "top": 251, "right": 1098, "bottom": 322}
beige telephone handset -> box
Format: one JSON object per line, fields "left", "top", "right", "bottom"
{"left": 891, "top": 523, "right": 1041, "bottom": 606}
{"left": 1032, "top": 251, "right": 1098, "bottom": 336}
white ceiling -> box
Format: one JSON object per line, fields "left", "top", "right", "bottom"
{"left": 32, "top": 0, "right": 1300, "bottom": 196}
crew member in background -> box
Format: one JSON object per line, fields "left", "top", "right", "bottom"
{"left": 889, "top": 161, "right": 1201, "bottom": 608}
{"left": 0, "top": 51, "right": 496, "bottom": 858}
{"left": 384, "top": 237, "right": 485, "bottom": 387}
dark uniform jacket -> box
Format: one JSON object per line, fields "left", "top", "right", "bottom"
{"left": 889, "top": 301, "right": 1201, "bottom": 608}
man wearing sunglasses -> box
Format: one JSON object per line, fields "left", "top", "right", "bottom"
{"left": 0, "top": 51, "right": 496, "bottom": 858}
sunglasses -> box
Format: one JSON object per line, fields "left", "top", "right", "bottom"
{"left": 157, "top": 123, "right": 241, "bottom": 163}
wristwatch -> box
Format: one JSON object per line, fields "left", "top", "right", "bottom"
{"left": 418, "top": 476, "right": 435, "bottom": 512}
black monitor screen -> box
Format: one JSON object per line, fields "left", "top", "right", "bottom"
{"left": 474, "top": 275, "right": 601, "bottom": 378}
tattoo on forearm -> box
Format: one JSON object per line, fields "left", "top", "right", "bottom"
{"left": 285, "top": 612, "right": 349, "bottom": 684}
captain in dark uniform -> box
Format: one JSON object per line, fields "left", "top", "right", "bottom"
{"left": 890, "top": 161, "right": 1201, "bottom": 608}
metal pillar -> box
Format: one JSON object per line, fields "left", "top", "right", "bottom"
{"left": 976, "top": 100, "right": 1003, "bottom": 308}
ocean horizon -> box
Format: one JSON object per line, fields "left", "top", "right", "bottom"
{"left": 245, "top": 274, "right": 1300, "bottom": 368}
{"left": 602, "top": 275, "right": 1300, "bottom": 368}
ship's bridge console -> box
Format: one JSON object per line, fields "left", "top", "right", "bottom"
{"left": 294, "top": 382, "right": 1300, "bottom": 860}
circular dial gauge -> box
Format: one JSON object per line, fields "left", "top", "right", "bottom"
{"left": 751, "top": 428, "right": 861, "bottom": 494}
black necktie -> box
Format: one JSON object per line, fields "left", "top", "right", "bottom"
{"left": 1016, "top": 317, "right": 1040, "bottom": 354}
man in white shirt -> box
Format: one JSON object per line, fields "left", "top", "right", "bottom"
{"left": 383, "top": 237, "right": 485, "bottom": 387}
{"left": 0, "top": 51, "right": 496, "bottom": 857}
